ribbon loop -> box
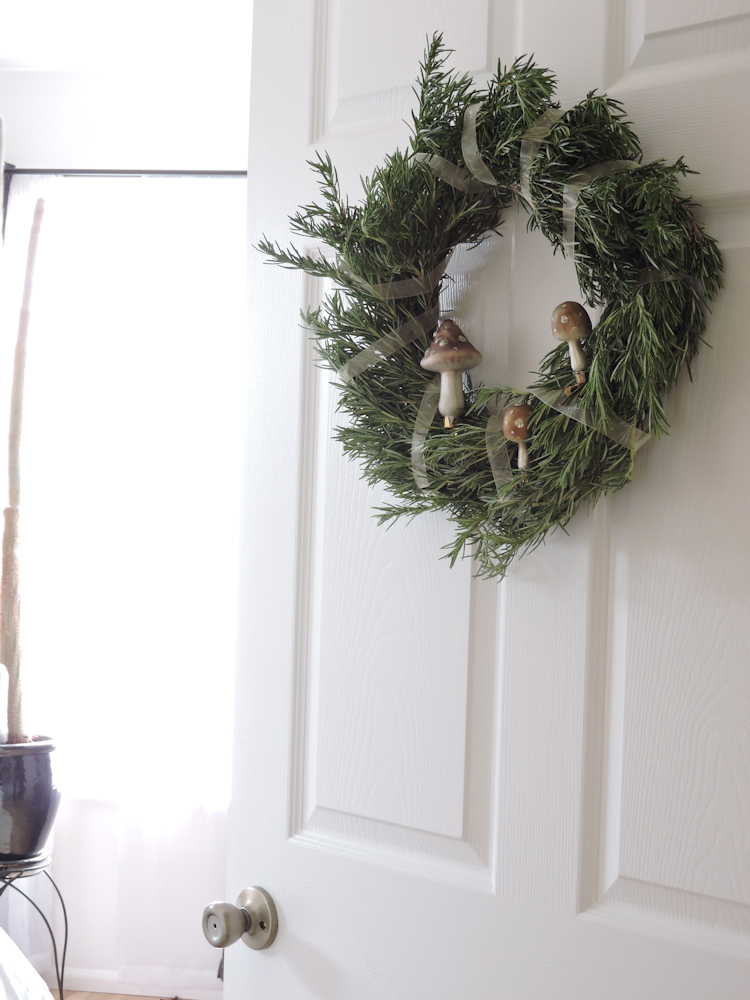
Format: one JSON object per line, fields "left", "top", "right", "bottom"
{"left": 414, "top": 152, "right": 487, "bottom": 194}
{"left": 485, "top": 414, "right": 513, "bottom": 490}
{"left": 562, "top": 160, "right": 640, "bottom": 254}
{"left": 355, "top": 112, "right": 649, "bottom": 488}
{"left": 517, "top": 114, "right": 640, "bottom": 259}
{"left": 531, "top": 387, "right": 649, "bottom": 452}
{"left": 411, "top": 377, "right": 441, "bottom": 489}
{"left": 518, "top": 108, "right": 565, "bottom": 205}
{"left": 337, "top": 306, "right": 439, "bottom": 383}
{"left": 340, "top": 253, "right": 452, "bottom": 301}
{"left": 461, "top": 103, "right": 498, "bottom": 187}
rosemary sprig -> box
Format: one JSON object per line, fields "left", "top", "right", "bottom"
{"left": 259, "top": 34, "right": 722, "bottom": 578}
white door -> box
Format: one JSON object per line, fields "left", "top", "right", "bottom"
{"left": 228, "top": 2, "right": 750, "bottom": 997}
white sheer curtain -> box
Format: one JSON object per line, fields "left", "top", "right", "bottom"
{"left": 0, "top": 174, "right": 247, "bottom": 998}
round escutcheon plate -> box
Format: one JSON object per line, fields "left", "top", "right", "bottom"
{"left": 236, "top": 886, "right": 278, "bottom": 950}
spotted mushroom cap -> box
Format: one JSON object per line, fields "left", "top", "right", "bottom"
{"left": 502, "top": 403, "right": 533, "bottom": 442}
{"left": 551, "top": 301, "right": 592, "bottom": 342}
{"left": 420, "top": 320, "right": 482, "bottom": 373}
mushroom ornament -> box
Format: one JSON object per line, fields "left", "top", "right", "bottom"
{"left": 420, "top": 319, "right": 482, "bottom": 427}
{"left": 551, "top": 301, "right": 592, "bottom": 386}
{"left": 262, "top": 37, "right": 724, "bottom": 579}
{"left": 503, "top": 403, "right": 533, "bottom": 471}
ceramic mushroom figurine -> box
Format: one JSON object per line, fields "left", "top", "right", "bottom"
{"left": 503, "top": 403, "right": 533, "bottom": 471}
{"left": 420, "top": 320, "right": 482, "bottom": 428}
{"left": 551, "top": 301, "right": 592, "bottom": 385}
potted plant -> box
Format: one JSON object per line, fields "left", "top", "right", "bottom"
{"left": 0, "top": 193, "right": 60, "bottom": 868}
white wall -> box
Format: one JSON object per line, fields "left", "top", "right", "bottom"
{"left": 0, "top": 69, "right": 250, "bottom": 170}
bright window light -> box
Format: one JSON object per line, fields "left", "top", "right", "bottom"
{"left": 0, "top": 175, "right": 247, "bottom": 816}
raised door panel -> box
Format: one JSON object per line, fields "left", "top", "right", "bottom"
{"left": 632, "top": 0, "right": 750, "bottom": 71}
{"left": 320, "top": 0, "right": 494, "bottom": 135}
{"left": 600, "top": 234, "right": 750, "bottom": 942}
{"left": 291, "top": 0, "right": 513, "bottom": 888}
{"left": 289, "top": 0, "right": 602, "bottom": 898}
{"left": 568, "top": 0, "right": 750, "bottom": 951}
{"left": 307, "top": 368, "right": 473, "bottom": 840}
{"left": 605, "top": 1, "right": 750, "bottom": 202}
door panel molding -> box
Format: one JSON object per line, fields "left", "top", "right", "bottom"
{"left": 314, "top": 0, "right": 500, "bottom": 140}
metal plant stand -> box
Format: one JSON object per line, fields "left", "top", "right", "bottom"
{"left": 0, "top": 855, "right": 68, "bottom": 997}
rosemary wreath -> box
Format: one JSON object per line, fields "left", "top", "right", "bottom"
{"left": 261, "top": 35, "right": 723, "bottom": 579}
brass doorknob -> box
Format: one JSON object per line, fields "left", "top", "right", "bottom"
{"left": 202, "top": 886, "right": 278, "bottom": 950}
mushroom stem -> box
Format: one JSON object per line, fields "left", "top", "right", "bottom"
{"left": 568, "top": 339, "right": 587, "bottom": 374}
{"left": 438, "top": 371, "right": 465, "bottom": 427}
{"left": 517, "top": 441, "right": 530, "bottom": 471}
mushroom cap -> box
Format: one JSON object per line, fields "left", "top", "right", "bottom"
{"left": 420, "top": 319, "right": 482, "bottom": 373}
{"left": 502, "top": 403, "right": 533, "bottom": 442}
{"left": 551, "top": 301, "right": 592, "bottom": 342}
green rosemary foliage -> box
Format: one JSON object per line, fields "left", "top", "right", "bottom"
{"left": 260, "top": 34, "right": 723, "bottom": 579}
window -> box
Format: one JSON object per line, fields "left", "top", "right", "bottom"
{"left": 0, "top": 173, "right": 246, "bottom": 996}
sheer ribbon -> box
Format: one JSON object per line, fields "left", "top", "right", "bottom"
{"left": 355, "top": 103, "right": 652, "bottom": 488}
{"left": 337, "top": 306, "right": 440, "bottom": 383}
{"left": 414, "top": 152, "right": 486, "bottom": 193}
{"left": 484, "top": 414, "right": 513, "bottom": 489}
{"left": 411, "top": 376, "right": 441, "bottom": 490}
{"left": 530, "top": 388, "right": 650, "bottom": 451}
{"left": 562, "top": 161, "right": 640, "bottom": 254}
{"left": 338, "top": 252, "right": 452, "bottom": 301}
{"left": 518, "top": 108, "right": 565, "bottom": 204}
{"left": 461, "top": 103, "right": 499, "bottom": 187}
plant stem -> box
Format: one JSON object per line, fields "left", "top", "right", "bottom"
{"left": 2, "top": 505, "right": 21, "bottom": 740}
{"left": 2, "top": 197, "right": 44, "bottom": 743}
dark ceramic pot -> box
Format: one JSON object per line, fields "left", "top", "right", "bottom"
{"left": 0, "top": 737, "right": 60, "bottom": 863}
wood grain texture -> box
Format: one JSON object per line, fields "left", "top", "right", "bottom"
{"left": 609, "top": 26, "right": 750, "bottom": 202}
{"left": 488, "top": 203, "right": 602, "bottom": 915}
{"left": 635, "top": 16, "right": 750, "bottom": 69}
{"left": 607, "top": 247, "right": 750, "bottom": 911}
{"left": 292, "top": 244, "right": 507, "bottom": 878}
{"left": 645, "top": 1, "right": 750, "bottom": 36}
{"left": 605, "top": 874, "right": 750, "bottom": 934}
{"left": 311, "top": 368, "right": 472, "bottom": 837}
{"left": 294, "top": 561, "right": 501, "bottom": 889}
{"left": 516, "top": 0, "right": 609, "bottom": 104}
{"left": 321, "top": 0, "right": 491, "bottom": 134}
